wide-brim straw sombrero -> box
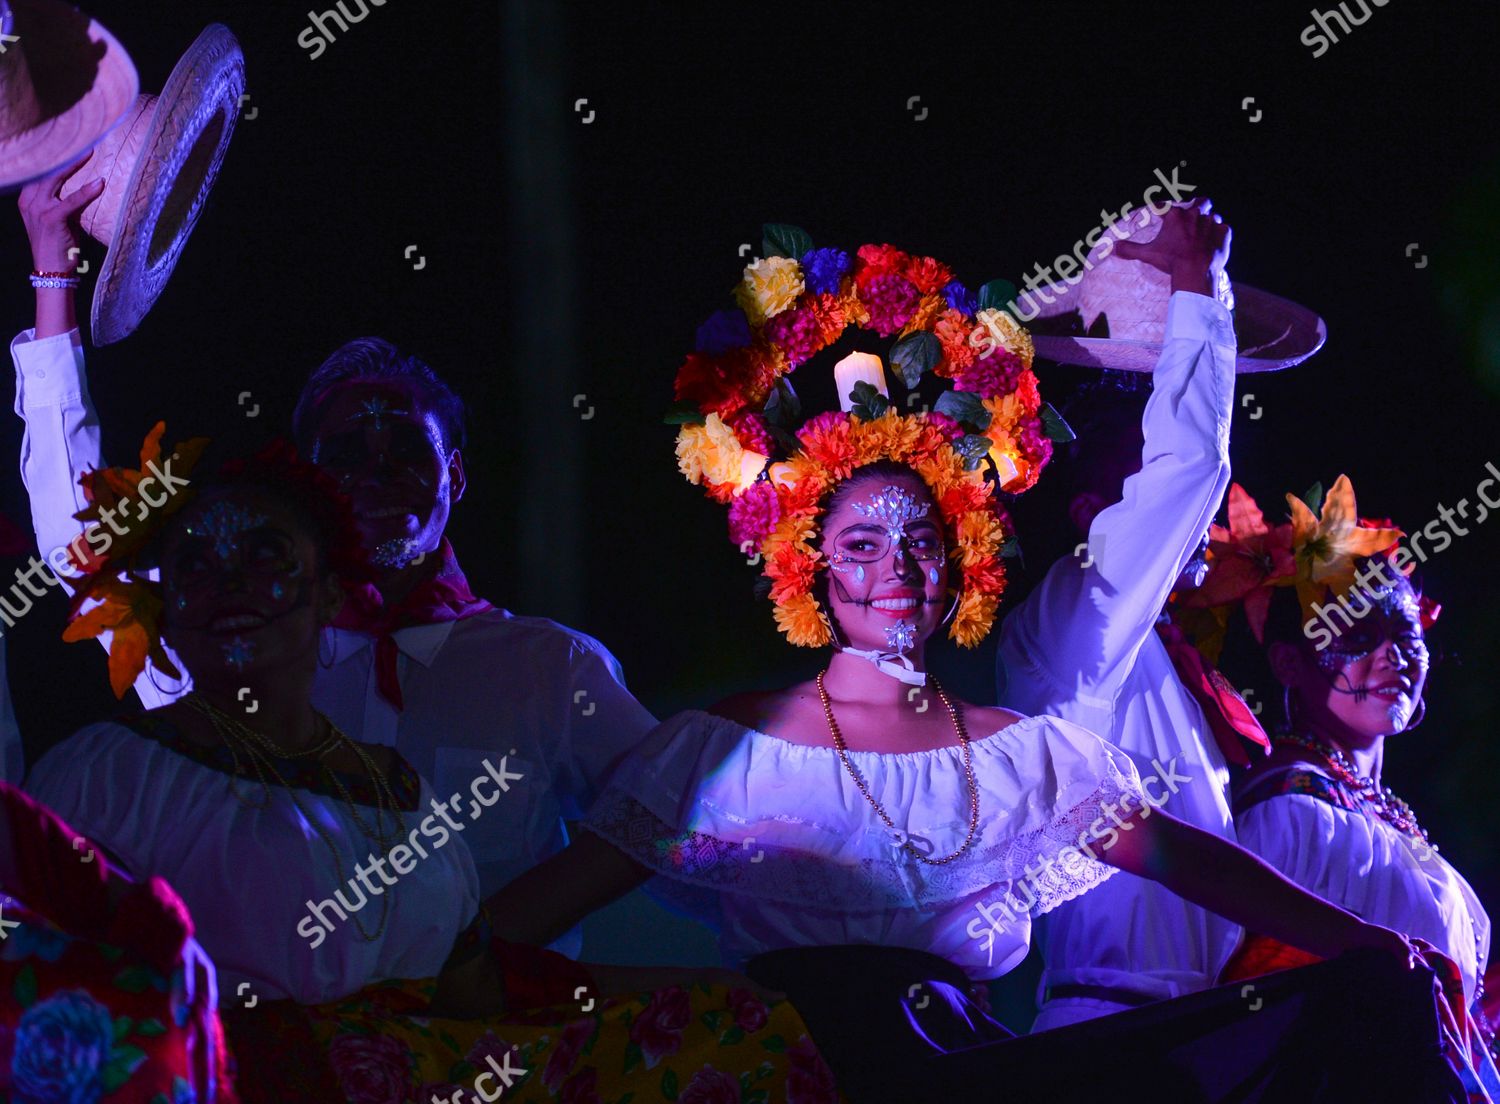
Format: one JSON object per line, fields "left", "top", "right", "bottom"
{"left": 57, "top": 23, "right": 244, "bottom": 345}
{"left": 0, "top": 0, "right": 138, "bottom": 191}
{"left": 1024, "top": 203, "right": 1327, "bottom": 374}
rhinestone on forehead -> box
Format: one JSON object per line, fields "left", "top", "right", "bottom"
{"left": 350, "top": 396, "right": 410, "bottom": 433}
{"left": 885, "top": 619, "right": 917, "bottom": 655}
{"left": 852, "top": 485, "right": 930, "bottom": 542}
{"left": 185, "top": 502, "right": 268, "bottom": 562}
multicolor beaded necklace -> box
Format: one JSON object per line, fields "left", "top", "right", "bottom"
{"left": 1273, "top": 733, "right": 1432, "bottom": 850}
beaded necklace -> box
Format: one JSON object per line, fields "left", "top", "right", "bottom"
{"left": 1273, "top": 733, "right": 1431, "bottom": 849}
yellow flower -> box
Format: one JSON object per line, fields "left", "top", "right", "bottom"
{"left": 775, "top": 591, "right": 832, "bottom": 647}
{"left": 765, "top": 512, "right": 820, "bottom": 558}
{"left": 734, "top": 256, "right": 805, "bottom": 325}
{"left": 973, "top": 308, "right": 1034, "bottom": 367}
{"left": 955, "top": 510, "right": 1003, "bottom": 564}
{"left": 676, "top": 414, "right": 755, "bottom": 488}
{"left": 949, "top": 589, "right": 998, "bottom": 648}
{"left": 840, "top": 286, "right": 870, "bottom": 329}
{"left": 852, "top": 410, "right": 921, "bottom": 466}
{"left": 1287, "top": 474, "right": 1403, "bottom": 611}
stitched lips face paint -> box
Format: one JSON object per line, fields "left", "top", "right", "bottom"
{"left": 1313, "top": 581, "right": 1429, "bottom": 735}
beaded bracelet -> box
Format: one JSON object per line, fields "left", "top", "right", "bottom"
{"left": 30, "top": 271, "right": 81, "bottom": 289}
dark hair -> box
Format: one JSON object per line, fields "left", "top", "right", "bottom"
{"left": 291, "top": 337, "right": 467, "bottom": 453}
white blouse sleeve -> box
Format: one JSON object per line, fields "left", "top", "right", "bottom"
{"left": 1238, "top": 791, "right": 1491, "bottom": 1004}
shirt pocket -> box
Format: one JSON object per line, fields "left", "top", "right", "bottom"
{"left": 430, "top": 746, "right": 540, "bottom": 870}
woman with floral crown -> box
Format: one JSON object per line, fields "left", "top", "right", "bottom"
{"left": 21, "top": 434, "right": 822, "bottom": 1103}
{"left": 1178, "top": 476, "right": 1498, "bottom": 1098}
{"left": 469, "top": 230, "right": 1470, "bottom": 1101}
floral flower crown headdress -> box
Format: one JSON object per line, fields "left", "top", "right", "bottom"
{"left": 1178, "top": 474, "right": 1439, "bottom": 663}
{"left": 668, "top": 224, "right": 1074, "bottom": 648}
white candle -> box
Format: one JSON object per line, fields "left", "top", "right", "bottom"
{"left": 833, "top": 352, "right": 888, "bottom": 412}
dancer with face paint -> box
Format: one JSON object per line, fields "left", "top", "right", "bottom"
{"left": 10, "top": 169, "right": 657, "bottom": 960}
{"left": 1180, "top": 477, "right": 1498, "bottom": 1093}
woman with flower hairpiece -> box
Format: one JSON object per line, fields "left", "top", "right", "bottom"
{"left": 468, "top": 230, "right": 1470, "bottom": 1101}
{"left": 22, "top": 435, "right": 823, "bottom": 1102}
{"left": 1178, "top": 476, "right": 1498, "bottom": 1097}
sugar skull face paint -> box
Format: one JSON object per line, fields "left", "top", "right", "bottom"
{"left": 820, "top": 470, "right": 948, "bottom": 657}
{"left": 185, "top": 501, "right": 269, "bottom": 563}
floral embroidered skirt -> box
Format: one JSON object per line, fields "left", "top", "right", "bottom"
{"left": 222, "top": 977, "right": 844, "bottom": 1104}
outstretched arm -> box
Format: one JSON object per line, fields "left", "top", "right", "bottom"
{"left": 1105, "top": 805, "right": 1419, "bottom": 963}
{"left": 1003, "top": 202, "right": 1235, "bottom": 699}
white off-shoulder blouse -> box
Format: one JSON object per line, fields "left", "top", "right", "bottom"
{"left": 1236, "top": 765, "right": 1491, "bottom": 1006}
{"left": 584, "top": 709, "right": 1146, "bottom": 980}
{"left": 25, "top": 716, "right": 481, "bottom": 1006}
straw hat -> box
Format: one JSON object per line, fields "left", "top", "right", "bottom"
{"left": 1025, "top": 202, "right": 1326, "bottom": 373}
{"left": 56, "top": 23, "right": 244, "bottom": 344}
{"left": 0, "top": 0, "right": 137, "bottom": 190}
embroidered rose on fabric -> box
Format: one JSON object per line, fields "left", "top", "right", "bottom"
{"left": 628, "top": 985, "right": 692, "bottom": 1068}
{"left": 680, "top": 1064, "right": 744, "bottom": 1103}
{"left": 327, "top": 1031, "right": 413, "bottom": 1104}
{"left": 726, "top": 987, "right": 770, "bottom": 1034}
{"left": 559, "top": 1065, "right": 601, "bottom": 1104}
{"left": 10, "top": 989, "right": 114, "bottom": 1104}
{"left": 542, "top": 1017, "right": 596, "bottom": 1091}
{"left": 786, "top": 1034, "right": 839, "bottom": 1104}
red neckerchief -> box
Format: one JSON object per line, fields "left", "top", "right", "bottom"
{"left": 1154, "top": 618, "right": 1271, "bottom": 769}
{"left": 331, "top": 539, "right": 493, "bottom": 710}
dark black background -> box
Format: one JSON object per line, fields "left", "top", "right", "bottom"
{"left": 3, "top": 0, "right": 1496, "bottom": 1015}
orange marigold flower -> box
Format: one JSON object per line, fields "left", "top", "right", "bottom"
{"left": 950, "top": 589, "right": 999, "bottom": 648}
{"left": 899, "top": 293, "right": 945, "bottom": 337}
{"left": 766, "top": 544, "right": 819, "bottom": 604}
{"left": 963, "top": 556, "right": 1007, "bottom": 596}
{"left": 933, "top": 309, "right": 977, "bottom": 376}
{"left": 809, "top": 294, "right": 848, "bottom": 344}
{"left": 775, "top": 591, "right": 832, "bottom": 647}
{"left": 939, "top": 478, "right": 991, "bottom": 518}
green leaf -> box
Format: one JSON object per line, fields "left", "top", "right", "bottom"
{"left": 663, "top": 401, "right": 706, "bottom": 425}
{"left": 761, "top": 1033, "right": 788, "bottom": 1053}
{"left": 762, "top": 223, "right": 813, "bottom": 260}
{"left": 661, "top": 1066, "right": 680, "bottom": 1100}
{"left": 623, "top": 1039, "right": 644, "bottom": 1074}
{"left": 890, "top": 332, "right": 941, "bottom": 389}
{"left": 438, "top": 1028, "right": 462, "bottom": 1052}
{"left": 136, "top": 1017, "right": 168, "bottom": 1038}
{"left": 100, "top": 1045, "right": 147, "bottom": 1093}
{"left": 719, "top": 1025, "right": 746, "bottom": 1046}
{"left": 617, "top": 1094, "right": 635, "bottom": 1104}
{"left": 1039, "top": 402, "right": 1076, "bottom": 443}
{"left": 1000, "top": 535, "right": 1023, "bottom": 559}
{"left": 934, "top": 390, "right": 991, "bottom": 431}
{"left": 112, "top": 1015, "right": 134, "bottom": 1043}
{"left": 13, "top": 964, "right": 37, "bottom": 1008}
{"left": 99, "top": 943, "right": 124, "bottom": 962}
{"left": 849, "top": 381, "right": 890, "bottom": 421}
{"left": 1300, "top": 482, "right": 1325, "bottom": 512}
{"left": 977, "top": 279, "right": 1019, "bottom": 313}
{"left": 762, "top": 378, "right": 802, "bottom": 429}
{"left": 746, "top": 1091, "right": 770, "bottom": 1104}
{"left": 766, "top": 423, "right": 800, "bottom": 454}
{"left": 700, "top": 1009, "right": 724, "bottom": 1031}
{"left": 150, "top": 1094, "right": 172, "bottom": 1104}
{"left": 113, "top": 964, "right": 156, "bottom": 993}
{"left": 956, "top": 434, "right": 993, "bottom": 471}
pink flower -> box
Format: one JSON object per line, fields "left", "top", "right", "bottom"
{"left": 680, "top": 1065, "right": 744, "bottom": 1103}
{"left": 559, "top": 1066, "right": 601, "bottom": 1104}
{"left": 327, "top": 1032, "right": 413, "bottom": 1104}
{"left": 764, "top": 302, "right": 828, "bottom": 366}
{"left": 860, "top": 273, "right": 922, "bottom": 337}
{"left": 629, "top": 986, "right": 692, "bottom": 1068}
{"left": 727, "top": 480, "right": 781, "bottom": 549}
{"left": 464, "top": 1030, "right": 512, "bottom": 1070}
{"left": 543, "top": 1017, "right": 596, "bottom": 1091}
{"left": 727, "top": 987, "right": 770, "bottom": 1034}
{"left": 787, "top": 1035, "right": 839, "bottom": 1104}
{"left": 728, "top": 411, "right": 775, "bottom": 456}
{"left": 954, "top": 348, "right": 1024, "bottom": 396}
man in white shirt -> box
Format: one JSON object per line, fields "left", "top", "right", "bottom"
{"left": 998, "top": 200, "right": 1258, "bottom": 1027}
{"left": 10, "top": 163, "right": 656, "bottom": 957}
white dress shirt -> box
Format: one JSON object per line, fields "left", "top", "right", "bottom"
{"left": 9, "top": 328, "right": 659, "bottom": 957}
{"left": 996, "top": 292, "right": 1242, "bottom": 1029}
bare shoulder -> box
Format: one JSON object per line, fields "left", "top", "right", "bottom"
{"left": 954, "top": 702, "right": 1030, "bottom": 737}
{"left": 705, "top": 681, "right": 824, "bottom": 738}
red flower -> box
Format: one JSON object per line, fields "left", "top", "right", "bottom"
{"left": 766, "top": 545, "right": 818, "bottom": 604}
{"left": 787, "top": 1035, "right": 839, "bottom": 1104}
{"left": 855, "top": 242, "right": 912, "bottom": 275}
{"left": 559, "top": 1066, "right": 601, "bottom": 1104}
{"left": 963, "top": 556, "right": 1007, "bottom": 596}
{"left": 680, "top": 1065, "right": 744, "bottom": 1103}
{"left": 327, "top": 1032, "right": 412, "bottom": 1104}
{"left": 905, "top": 255, "right": 954, "bottom": 295}
{"left": 727, "top": 987, "right": 770, "bottom": 1033}
{"left": 675, "top": 348, "right": 777, "bottom": 420}
{"left": 728, "top": 412, "right": 775, "bottom": 456}
{"left": 629, "top": 986, "right": 692, "bottom": 1067}
{"left": 542, "top": 1017, "right": 595, "bottom": 1091}
{"left": 1184, "top": 483, "right": 1297, "bottom": 642}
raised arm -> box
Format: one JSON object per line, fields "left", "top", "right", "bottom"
{"left": 1003, "top": 202, "right": 1236, "bottom": 698}
{"left": 14, "top": 163, "right": 189, "bottom": 710}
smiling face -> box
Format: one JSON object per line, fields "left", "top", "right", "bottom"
{"left": 1274, "top": 578, "right": 1430, "bottom": 741}
{"left": 160, "top": 488, "right": 343, "bottom": 683}
{"left": 306, "top": 380, "right": 465, "bottom": 569}
{"left": 819, "top": 468, "right": 949, "bottom": 655}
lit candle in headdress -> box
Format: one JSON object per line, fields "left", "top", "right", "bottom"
{"left": 833, "top": 351, "right": 888, "bottom": 412}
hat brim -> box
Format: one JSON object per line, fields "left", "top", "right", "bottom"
{"left": 0, "top": 0, "right": 138, "bottom": 192}
{"left": 89, "top": 23, "right": 243, "bottom": 345}
{"left": 1027, "top": 281, "right": 1327, "bottom": 373}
